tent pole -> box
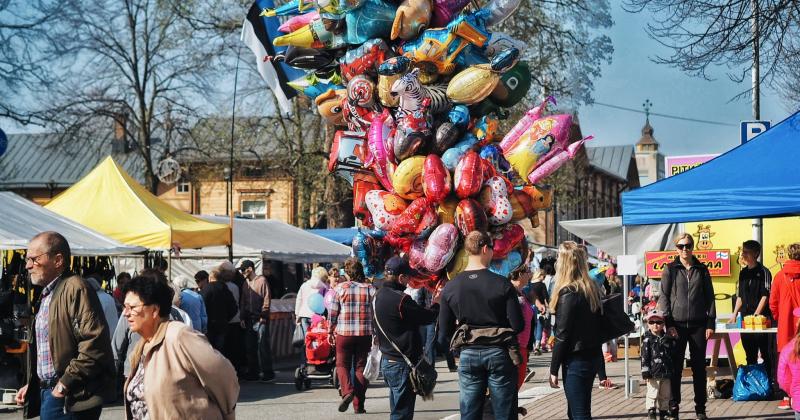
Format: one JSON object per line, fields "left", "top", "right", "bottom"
{"left": 623, "top": 224, "right": 630, "bottom": 399}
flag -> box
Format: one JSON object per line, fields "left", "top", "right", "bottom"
{"left": 242, "top": 0, "right": 305, "bottom": 115}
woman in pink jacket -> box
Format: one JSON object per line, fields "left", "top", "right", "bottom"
{"left": 778, "top": 313, "right": 800, "bottom": 419}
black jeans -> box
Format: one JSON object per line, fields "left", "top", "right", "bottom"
{"left": 244, "top": 318, "right": 274, "bottom": 377}
{"left": 670, "top": 324, "right": 707, "bottom": 412}
{"left": 741, "top": 333, "right": 771, "bottom": 378}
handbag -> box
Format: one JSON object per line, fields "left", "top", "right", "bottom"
{"left": 363, "top": 338, "right": 382, "bottom": 382}
{"left": 292, "top": 322, "right": 305, "bottom": 348}
{"left": 372, "top": 298, "right": 438, "bottom": 400}
{"left": 597, "top": 293, "right": 636, "bottom": 343}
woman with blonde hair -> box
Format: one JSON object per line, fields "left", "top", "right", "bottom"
{"left": 295, "top": 266, "right": 329, "bottom": 364}
{"left": 548, "top": 241, "right": 603, "bottom": 420}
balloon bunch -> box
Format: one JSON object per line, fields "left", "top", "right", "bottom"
{"left": 264, "top": 0, "right": 592, "bottom": 289}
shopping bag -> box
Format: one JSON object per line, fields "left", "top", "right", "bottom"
{"left": 732, "top": 363, "right": 772, "bottom": 401}
{"left": 292, "top": 323, "right": 305, "bottom": 348}
{"left": 597, "top": 293, "right": 636, "bottom": 343}
{"left": 364, "top": 341, "right": 382, "bottom": 382}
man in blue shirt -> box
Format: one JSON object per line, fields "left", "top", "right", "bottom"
{"left": 174, "top": 275, "right": 208, "bottom": 333}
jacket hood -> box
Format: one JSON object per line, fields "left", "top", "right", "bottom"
{"left": 307, "top": 276, "right": 327, "bottom": 290}
{"left": 782, "top": 260, "right": 800, "bottom": 278}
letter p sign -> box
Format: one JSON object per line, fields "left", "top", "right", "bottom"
{"left": 741, "top": 120, "right": 771, "bottom": 144}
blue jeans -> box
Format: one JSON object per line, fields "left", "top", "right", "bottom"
{"left": 244, "top": 319, "right": 274, "bottom": 377}
{"left": 420, "top": 323, "right": 436, "bottom": 366}
{"left": 532, "top": 306, "right": 544, "bottom": 347}
{"left": 562, "top": 352, "right": 598, "bottom": 420}
{"left": 40, "top": 388, "right": 102, "bottom": 420}
{"left": 458, "top": 347, "right": 517, "bottom": 420}
{"left": 382, "top": 357, "right": 415, "bottom": 420}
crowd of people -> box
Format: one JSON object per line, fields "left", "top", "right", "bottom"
{"left": 15, "top": 228, "right": 800, "bottom": 420}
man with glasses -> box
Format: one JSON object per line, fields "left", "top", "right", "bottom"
{"left": 15, "top": 232, "right": 115, "bottom": 420}
{"left": 437, "top": 231, "right": 524, "bottom": 420}
{"left": 657, "top": 233, "right": 716, "bottom": 420}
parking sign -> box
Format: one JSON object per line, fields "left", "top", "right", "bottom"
{"left": 741, "top": 120, "right": 771, "bottom": 144}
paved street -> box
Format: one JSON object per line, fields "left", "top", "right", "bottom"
{"left": 1, "top": 351, "right": 795, "bottom": 419}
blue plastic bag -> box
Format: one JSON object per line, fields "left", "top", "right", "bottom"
{"left": 732, "top": 363, "right": 772, "bottom": 401}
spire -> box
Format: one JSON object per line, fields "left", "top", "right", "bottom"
{"left": 637, "top": 99, "right": 658, "bottom": 150}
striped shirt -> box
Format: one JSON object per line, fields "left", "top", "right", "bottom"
{"left": 328, "top": 281, "right": 375, "bottom": 337}
{"left": 36, "top": 276, "right": 62, "bottom": 381}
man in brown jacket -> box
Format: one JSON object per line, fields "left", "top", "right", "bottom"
{"left": 15, "top": 231, "right": 115, "bottom": 420}
{"left": 239, "top": 260, "right": 274, "bottom": 382}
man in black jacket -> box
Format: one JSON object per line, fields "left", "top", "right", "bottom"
{"left": 657, "top": 233, "right": 716, "bottom": 420}
{"left": 438, "top": 231, "right": 524, "bottom": 420}
{"left": 374, "top": 257, "right": 439, "bottom": 420}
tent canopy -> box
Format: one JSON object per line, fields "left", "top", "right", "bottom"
{"left": 178, "top": 216, "right": 352, "bottom": 263}
{"left": 0, "top": 191, "right": 145, "bottom": 255}
{"left": 306, "top": 227, "right": 358, "bottom": 245}
{"left": 45, "top": 156, "right": 230, "bottom": 249}
{"left": 622, "top": 111, "right": 800, "bottom": 226}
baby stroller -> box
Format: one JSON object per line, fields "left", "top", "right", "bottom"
{"left": 294, "top": 317, "right": 338, "bottom": 391}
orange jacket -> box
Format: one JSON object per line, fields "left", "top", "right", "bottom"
{"left": 769, "top": 260, "right": 800, "bottom": 350}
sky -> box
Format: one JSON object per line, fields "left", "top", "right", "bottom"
{"left": 578, "top": 2, "right": 792, "bottom": 158}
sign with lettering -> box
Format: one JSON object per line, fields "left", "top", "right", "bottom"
{"left": 645, "top": 249, "right": 731, "bottom": 277}
{"left": 664, "top": 154, "right": 719, "bottom": 178}
{"left": 741, "top": 120, "right": 771, "bottom": 144}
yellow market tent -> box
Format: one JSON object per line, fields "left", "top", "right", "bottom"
{"left": 45, "top": 156, "right": 230, "bottom": 249}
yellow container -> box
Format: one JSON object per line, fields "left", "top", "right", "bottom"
{"left": 753, "top": 315, "right": 767, "bottom": 330}
{"left": 744, "top": 315, "right": 755, "bottom": 330}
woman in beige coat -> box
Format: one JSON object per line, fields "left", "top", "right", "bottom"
{"left": 121, "top": 275, "right": 239, "bottom": 420}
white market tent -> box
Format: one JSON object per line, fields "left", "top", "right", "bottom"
{"left": 0, "top": 191, "right": 146, "bottom": 255}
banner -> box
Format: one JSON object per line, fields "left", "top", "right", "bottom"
{"left": 664, "top": 154, "right": 719, "bottom": 177}
{"left": 645, "top": 249, "right": 731, "bottom": 277}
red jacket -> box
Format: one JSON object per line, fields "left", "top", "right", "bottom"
{"left": 769, "top": 260, "right": 800, "bottom": 350}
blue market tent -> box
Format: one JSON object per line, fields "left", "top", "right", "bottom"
{"left": 306, "top": 227, "right": 358, "bottom": 245}
{"left": 621, "top": 110, "right": 800, "bottom": 226}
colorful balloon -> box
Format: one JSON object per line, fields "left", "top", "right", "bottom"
{"left": 391, "top": 69, "right": 451, "bottom": 115}
{"left": 527, "top": 136, "right": 593, "bottom": 184}
{"left": 365, "top": 190, "right": 408, "bottom": 230}
{"left": 278, "top": 11, "right": 321, "bottom": 33}
{"left": 366, "top": 110, "right": 395, "bottom": 191}
{"left": 447, "top": 246, "right": 469, "bottom": 279}
{"left": 327, "top": 130, "right": 369, "bottom": 184}
{"left": 431, "top": 0, "right": 471, "bottom": 27}
{"left": 290, "top": 73, "right": 345, "bottom": 101}
{"left": 422, "top": 154, "right": 452, "bottom": 203}
{"left": 502, "top": 114, "right": 573, "bottom": 181}
{"left": 308, "top": 292, "right": 326, "bottom": 314}
{"left": 273, "top": 19, "right": 347, "bottom": 49}
{"left": 491, "top": 223, "right": 524, "bottom": 259}
{"left": 408, "top": 238, "right": 427, "bottom": 270}
{"left": 454, "top": 151, "right": 483, "bottom": 199}
{"left": 353, "top": 172, "right": 382, "bottom": 226}
{"left": 340, "top": 38, "right": 393, "bottom": 81}
{"left": 446, "top": 48, "right": 519, "bottom": 105}
{"left": 423, "top": 223, "right": 459, "bottom": 271}
{"left": 483, "top": 0, "right": 521, "bottom": 26}
{"left": 489, "top": 250, "right": 522, "bottom": 277}
{"left": 478, "top": 176, "right": 513, "bottom": 225}
{"left": 498, "top": 96, "right": 556, "bottom": 150}
{"left": 391, "top": 0, "right": 432, "bottom": 40}
{"left": 509, "top": 185, "right": 550, "bottom": 221}
{"left": 441, "top": 133, "right": 478, "bottom": 170}
{"left": 391, "top": 155, "right": 425, "bottom": 199}
{"left": 389, "top": 197, "right": 438, "bottom": 238}
{"left": 315, "top": 88, "right": 348, "bottom": 126}
{"left": 437, "top": 196, "right": 458, "bottom": 224}
{"left": 283, "top": 46, "right": 337, "bottom": 70}
{"left": 454, "top": 198, "right": 488, "bottom": 236}
{"left": 345, "top": 0, "right": 396, "bottom": 44}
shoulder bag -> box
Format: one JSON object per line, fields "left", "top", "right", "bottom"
{"left": 372, "top": 296, "right": 437, "bottom": 400}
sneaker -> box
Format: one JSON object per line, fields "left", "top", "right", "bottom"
{"left": 658, "top": 410, "right": 669, "bottom": 420}
{"left": 778, "top": 397, "right": 791, "bottom": 410}
{"left": 524, "top": 370, "right": 536, "bottom": 383}
{"left": 517, "top": 407, "right": 527, "bottom": 416}
{"left": 354, "top": 408, "right": 366, "bottom": 414}
{"left": 695, "top": 413, "right": 708, "bottom": 420}
{"left": 534, "top": 348, "right": 542, "bottom": 356}
{"left": 647, "top": 408, "right": 657, "bottom": 420}
{"left": 260, "top": 372, "right": 276, "bottom": 383}
{"left": 598, "top": 379, "right": 619, "bottom": 389}
{"left": 338, "top": 393, "right": 354, "bottom": 412}
{"left": 668, "top": 406, "right": 679, "bottom": 420}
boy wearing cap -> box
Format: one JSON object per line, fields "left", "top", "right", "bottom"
{"left": 642, "top": 309, "right": 676, "bottom": 420}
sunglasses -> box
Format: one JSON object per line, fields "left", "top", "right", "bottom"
{"left": 676, "top": 243, "right": 693, "bottom": 250}
{"left": 648, "top": 320, "right": 664, "bottom": 325}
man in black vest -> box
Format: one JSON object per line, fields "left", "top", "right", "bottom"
{"left": 373, "top": 257, "right": 439, "bottom": 420}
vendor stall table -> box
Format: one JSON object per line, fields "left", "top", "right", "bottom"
{"left": 707, "top": 327, "right": 777, "bottom": 379}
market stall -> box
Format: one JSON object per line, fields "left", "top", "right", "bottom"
{"left": 619, "top": 110, "right": 800, "bottom": 397}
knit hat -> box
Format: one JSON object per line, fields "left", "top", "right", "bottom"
{"left": 645, "top": 309, "right": 666, "bottom": 321}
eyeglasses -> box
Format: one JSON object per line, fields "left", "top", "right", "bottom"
{"left": 122, "top": 303, "right": 148, "bottom": 314}
{"left": 676, "top": 243, "right": 693, "bottom": 250}
{"left": 648, "top": 320, "right": 664, "bottom": 325}
{"left": 25, "top": 252, "right": 50, "bottom": 265}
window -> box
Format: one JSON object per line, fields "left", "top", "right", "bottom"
{"left": 241, "top": 200, "right": 267, "bottom": 219}
{"left": 176, "top": 182, "right": 190, "bottom": 194}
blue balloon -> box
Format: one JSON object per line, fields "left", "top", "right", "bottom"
{"left": 441, "top": 133, "right": 478, "bottom": 170}
{"left": 489, "top": 251, "right": 522, "bottom": 278}
{"left": 308, "top": 292, "right": 326, "bottom": 315}
{"left": 589, "top": 268, "right": 606, "bottom": 286}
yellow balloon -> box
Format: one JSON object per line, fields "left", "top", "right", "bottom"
{"left": 446, "top": 64, "right": 501, "bottom": 105}
{"left": 437, "top": 196, "right": 458, "bottom": 224}
{"left": 378, "top": 74, "right": 400, "bottom": 107}
{"left": 392, "top": 156, "right": 425, "bottom": 200}
{"left": 447, "top": 246, "right": 469, "bottom": 280}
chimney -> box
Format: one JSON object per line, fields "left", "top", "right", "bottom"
{"left": 112, "top": 113, "right": 130, "bottom": 153}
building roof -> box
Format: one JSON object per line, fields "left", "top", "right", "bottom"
{"left": 586, "top": 145, "right": 636, "bottom": 182}
{"left": 0, "top": 132, "right": 147, "bottom": 188}
{"left": 637, "top": 118, "right": 658, "bottom": 147}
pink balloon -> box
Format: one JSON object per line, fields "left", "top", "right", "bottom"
{"left": 423, "top": 223, "right": 458, "bottom": 272}
{"left": 278, "top": 11, "right": 320, "bottom": 33}
{"left": 367, "top": 110, "right": 395, "bottom": 192}
{"left": 431, "top": 0, "right": 471, "bottom": 27}
{"left": 409, "top": 238, "right": 427, "bottom": 270}
{"left": 499, "top": 96, "right": 556, "bottom": 152}
{"left": 527, "top": 136, "right": 593, "bottom": 184}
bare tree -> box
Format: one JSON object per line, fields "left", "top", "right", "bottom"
{"left": 30, "top": 0, "right": 230, "bottom": 192}
{"left": 623, "top": 0, "right": 800, "bottom": 102}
